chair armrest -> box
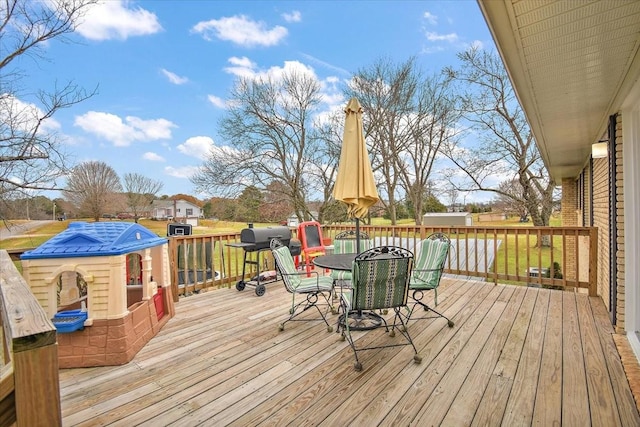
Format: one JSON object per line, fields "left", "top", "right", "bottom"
{"left": 412, "top": 267, "right": 441, "bottom": 273}
{"left": 278, "top": 269, "right": 321, "bottom": 279}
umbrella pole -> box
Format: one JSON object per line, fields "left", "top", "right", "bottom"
{"left": 355, "top": 217, "right": 361, "bottom": 254}
{"left": 351, "top": 216, "right": 383, "bottom": 330}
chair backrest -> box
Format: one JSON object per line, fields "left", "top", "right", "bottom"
{"left": 333, "top": 230, "right": 372, "bottom": 254}
{"left": 270, "top": 239, "right": 301, "bottom": 291}
{"left": 411, "top": 234, "right": 450, "bottom": 287}
{"left": 351, "top": 246, "right": 414, "bottom": 310}
{"left": 297, "top": 221, "right": 325, "bottom": 253}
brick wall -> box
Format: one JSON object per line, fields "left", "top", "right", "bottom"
{"left": 56, "top": 287, "right": 172, "bottom": 368}
{"left": 593, "top": 154, "right": 610, "bottom": 310}
{"left": 562, "top": 177, "right": 578, "bottom": 281}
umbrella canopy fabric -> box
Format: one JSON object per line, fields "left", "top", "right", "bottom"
{"left": 333, "top": 98, "right": 379, "bottom": 219}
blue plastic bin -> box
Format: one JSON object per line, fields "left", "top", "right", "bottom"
{"left": 52, "top": 309, "right": 88, "bottom": 333}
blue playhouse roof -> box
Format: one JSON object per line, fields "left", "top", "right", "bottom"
{"left": 21, "top": 222, "right": 168, "bottom": 260}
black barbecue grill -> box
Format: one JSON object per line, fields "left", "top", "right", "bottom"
{"left": 227, "top": 226, "right": 301, "bottom": 296}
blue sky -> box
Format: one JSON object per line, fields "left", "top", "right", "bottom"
{"left": 21, "top": 0, "right": 494, "bottom": 199}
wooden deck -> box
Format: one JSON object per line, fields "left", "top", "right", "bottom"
{"left": 59, "top": 277, "right": 640, "bottom": 426}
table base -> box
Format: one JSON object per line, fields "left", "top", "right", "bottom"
{"left": 339, "top": 310, "right": 384, "bottom": 331}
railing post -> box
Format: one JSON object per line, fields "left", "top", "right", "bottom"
{"left": 0, "top": 251, "right": 61, "bottom": 426}
{"left": 168, "top": 238, "right": 179, "bottom": 302}
{"left": 588, "top": 227, "right": 598, "bottom": 296}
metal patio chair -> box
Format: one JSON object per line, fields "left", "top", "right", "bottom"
{"left": 270, "top": 238, "right": 334, "bottom": 332}
{"left": 329, "top": 230, "right": 373, "bottom": 304}
{"left": 405, "top": 233, "right": 455, "bottom": 327}
{"left": 337, "top": 245, "right": 421, "bottom": 371}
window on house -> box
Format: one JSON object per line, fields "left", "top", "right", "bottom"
{"left": 57, "top": 271, "right": 88, "bottom": 310}
{"left": 186, "top": 208, "right": 193, "bottom": 216}
{"left": 126, "top": 253, "right": 143, "bottom": 285}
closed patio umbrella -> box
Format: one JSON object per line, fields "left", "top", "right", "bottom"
{"left": 333, "top": 97, "right": 379, "bottom": 250}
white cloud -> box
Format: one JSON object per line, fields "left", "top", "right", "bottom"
{"left": 223, "top": 56, "right": 258, "bottom": 78}
{"left": 423, "top": 11, "right": 438, "bottom": 25}
{"left": 469, "top": 40, "right": 485, "bottom": 50}
{"left": 177, "top": 136, "right": 215, "bottom": 158}
{"left": 191, "top": 15, "right": 287, "bottom": 47}
{"left": 161, "top": 69, "right": 188, "bottom": 85}
{"left": 143, "top": 152, "right": 165, "bottom": 162}
{"left": 207, "top": 95, "right": 226, "bottom": 109}
{"left": 74, "top": 111, "right": 176, "bottom": 147}
{"left": 164, "top": 165, "right": 200, "bottom": 179}
{"left": 224, "top": 57, "right": 316, "bottom": 83}
{"left": 228, "top": 56, "right": 255, "bottom": 68}
{"left": 75, "top": 0, "right": 162, "bottom": 41}
{"left": 422, "top": 45, "right": 446, "bottom": 54}
{"left": 299, "top": 53, "right": 350, "bottom": 76}
{"left": 282, "top": 11, "right": 301, "bottom": 23}
{"left": 0, "top": 95, "right": 60, "bottom": 134}
{"left": 426, "top": 32, "right": 459, "bottom": 43}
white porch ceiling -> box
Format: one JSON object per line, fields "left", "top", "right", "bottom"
{"left": 477, "top": 0, "right": 640, "bottom": 181}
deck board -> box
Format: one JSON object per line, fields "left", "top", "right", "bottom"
{"left": 471, "top": 286, "right": 538, "bottom": 425}
{"left": 502, "top": 288, "right": 549, "bottom": 425}
{"left": 577, "top": 291, "right": 622, "bottom": 426}
{"left": 439, "top": 285, "right": 525, "bottom": 426}
{"left": 562, "top": 291, "right": 591, "bottom": 425}
{"left": 58, "top": 278, "right": 640, "bottom": 426}
{"left": 532, "top": 287, "right": 563, "bottom": 425}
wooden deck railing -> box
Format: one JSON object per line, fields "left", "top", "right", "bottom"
{"left": 0, "top": 250, "right": 61, "bottom": 427}
{"left": 167, "top": 225, "right": 598, "bottom": 299}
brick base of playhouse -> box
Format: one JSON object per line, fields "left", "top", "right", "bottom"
{"left": 57, "top": 291, "right": 174, "bottom": 368}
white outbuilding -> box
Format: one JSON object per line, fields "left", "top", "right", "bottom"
{"left": 422, "top": 212, "right": 473, "bottom": 227}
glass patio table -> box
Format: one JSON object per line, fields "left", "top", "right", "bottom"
{"left": 312, "top": 253, "right": 358, "bottom": 272}
{"left": 313, "top": 253, "right": 384, "bottom": 331}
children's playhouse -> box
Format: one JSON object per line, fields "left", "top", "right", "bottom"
{"left": 20, "top": 221, "right": 175, "bottom": 368}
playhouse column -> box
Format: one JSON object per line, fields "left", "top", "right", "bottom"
{"left": 142, "top": 249, "right": 156, "bottom": 300}
{"left": 107, "top": 255, "right": 128, "bottom": 319}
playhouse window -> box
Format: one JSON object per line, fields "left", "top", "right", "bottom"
{"left": 57, "top": 271, "right": 88, "bottom": 310}
{"left": 126, "top": 253, "right": 143, "bottom": 285}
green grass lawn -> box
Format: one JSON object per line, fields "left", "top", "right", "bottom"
{"left": 0, "top": 218, "right": 279, "bottom": 250}
{"left": 2, "top": 214, "right": 569, "bottom": 287}
{"left": 0, "top": 214, "right": 562, "bottom": 251}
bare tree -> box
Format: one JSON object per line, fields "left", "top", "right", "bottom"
{"left": 123, "top": 173, "right": 163, "bottom": 222}
{"left": 311, "top": 109, "right": 346, "bottom": 222}
{"left": 191, "top": 69, "right": 326, "bottom": 222}
{"left": 348, "top": 57, "right": 460, "bottom": 225}
{"left": 493, "top": 179, "right": 529, "bottom": 219}
{"left": 260, "top": 180, "right": 294, "bottom": 223}
{"left": 347, "top": 58, "right": 413, "bottom": 225}
{"left": 442, "top": 47, "right": 556, "bottom": 228}
{"left": 63, "top": 161, "right": 122, "bottom": 221}
{"left": 0, "top": 0, "right": 98, "bottom": 219}
{"left": 399, "top": 72, "right": 461, "bottom": 224}
{"left": 445, "top": 186, "right": 459, "bottom": 211}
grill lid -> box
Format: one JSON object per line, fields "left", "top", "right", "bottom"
{"left": 240, "top": 226, "right": 291, "bottom": 250}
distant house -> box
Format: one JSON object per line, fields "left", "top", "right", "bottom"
{"left": 477, "top": 212, "right": 506, "bottom": 222}
{"left": 151, "top": 199, "right": 202, "bottom": 225}
{"left": 286, "top": 211, "right": 318, "bottom": 228}
{"left": 423, "top": 212, "right": 473, "bottom": 227}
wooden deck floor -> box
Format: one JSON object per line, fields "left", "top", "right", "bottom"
{"left": 59, "top": 277, "right": 640, "bottom": 426}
